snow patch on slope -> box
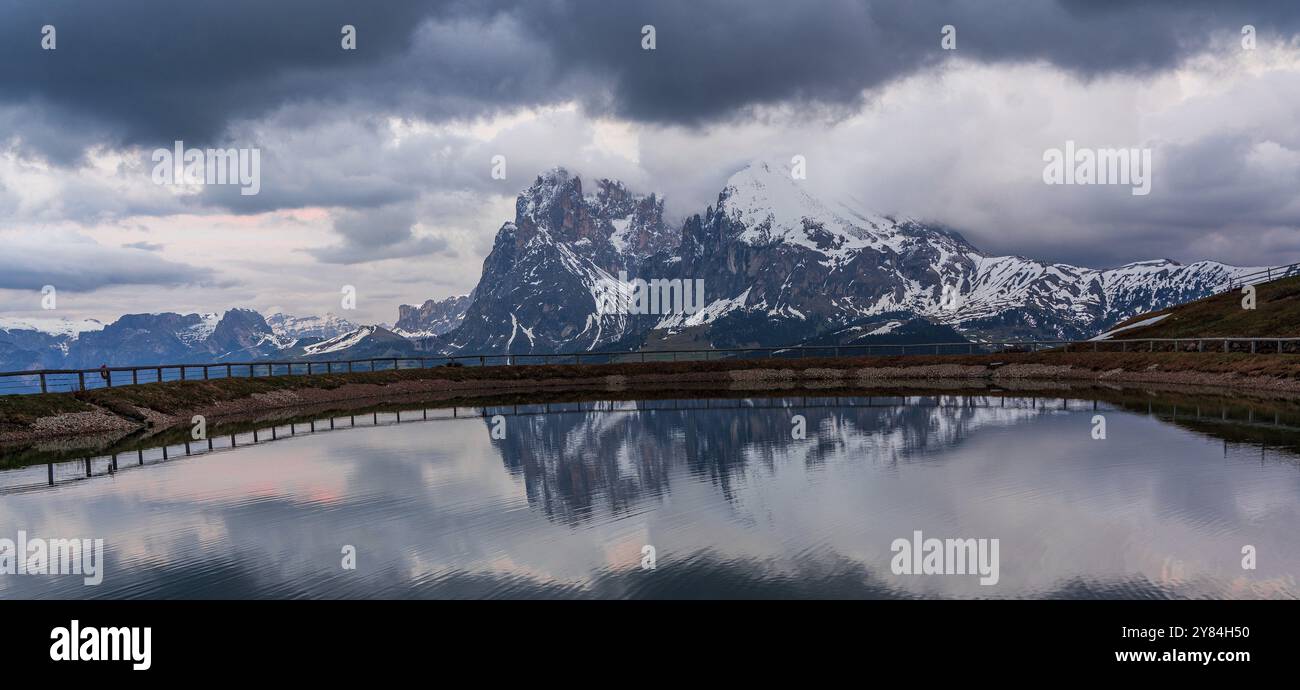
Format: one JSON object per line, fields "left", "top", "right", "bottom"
{"left": 303, "top": 326, "right": 375, "bottom": 355}
{"left": 178, "top": 313, "right": 220, "bottom": 345}
{"left": 720, "top": 160, "right": 912, "bottom": 263}
{"left": 0, "top": 317, "right": 105, "bottom": 337}
{"left": 657, "top": 289, "right": 751, "bottom": 330}
{"left": 1089, "top": 314, "right": 1171, "bottom": 341}
{"left": 866, "top": 320, "right": 905, "bottom": 336}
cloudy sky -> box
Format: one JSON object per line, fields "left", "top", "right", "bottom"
{"left": 2, "top": 0, "right": 1299, "bottom": 325}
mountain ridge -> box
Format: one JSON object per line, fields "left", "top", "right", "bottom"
{"left": 0, "top": 161, "right": 1272, "bottom": 368}
{"left": 436, "top": 160, "right": 1265, "bottom": 353}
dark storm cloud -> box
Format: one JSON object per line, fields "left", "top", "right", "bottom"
{"left": 0, "top": 0, "right": 441, "bottom": 159}
{"left": 3, "top": 0, "right": 1299, "bottom": 162}
{"left": 307, "top": 205, "right": 453, "bottom": 264}
{"left": 534, "top": 0, "right": 1300, "bottom": 124}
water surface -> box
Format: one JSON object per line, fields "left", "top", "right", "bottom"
{"left": 2, "top": 394, "right": 1298, "bottom": 599}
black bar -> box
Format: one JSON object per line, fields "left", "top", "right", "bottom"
{"left": 0, "top": 600, "right": 1289, "bottom": 678}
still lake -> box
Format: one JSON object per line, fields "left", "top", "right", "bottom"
{"left": 2, "top": 394, "right": 1297, "bottom": 599}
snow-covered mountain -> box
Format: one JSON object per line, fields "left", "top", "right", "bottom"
{"left": 434, "top": 161, "right": 1267, "bottom": 352}
{"left": 0, "top": 317, "right": 105, "bottom": 337}
{"left": 943, "top": 256, "right": 1259, "bottom": 341}
{"left": 266, "top": 312, "right": 359, "bottom": 341}
{"left": 393, "top": 294, "right": 472, "bottom": 338}
{"left": 0, "top": 317, "right": 106, "bottom": 370}
{"left": 441, "top": 169, "right": 675, "bottom": 354}
{"left": 0, "top": 307, "right": 422, "bottom": 370}
{"left": 0, "top": 160, "right": 1275, "bottom": 371}
{"left": 289, "top": 325, "right": 419, "bottom": 360}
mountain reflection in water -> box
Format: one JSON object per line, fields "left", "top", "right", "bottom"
{"left": 1, "top": 394, "right": 1298, "bottom": 599}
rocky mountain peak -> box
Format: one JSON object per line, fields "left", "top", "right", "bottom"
{"left": 515, "top": 168, "right": 584, "bottom": 239}
{"left": 206, "top": 308, "right": 280, "bottom": 352}
{"left": 394, "top": 293, "right": 473, "bottom": 337}
{"left": 502, "top": 168, "right": 673, "bottom": 262}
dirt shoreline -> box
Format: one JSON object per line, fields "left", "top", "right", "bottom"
{"left": 4, "top": 353, "right": 1300, "bottom": 447}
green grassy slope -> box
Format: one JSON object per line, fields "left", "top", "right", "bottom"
{"left": 1103, "top": 274, "right": 1300, "bottom": 339}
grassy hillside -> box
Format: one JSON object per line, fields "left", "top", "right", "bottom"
{"left": 1103, "top": 274, "right": 1300, "bottom": 339}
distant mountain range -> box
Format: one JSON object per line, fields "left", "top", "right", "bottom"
{"left": 0, "top": 160, "right": 1270, "bottom": 370}
{"left": 0, "top": 309, "right": 355, "bottom": 370}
